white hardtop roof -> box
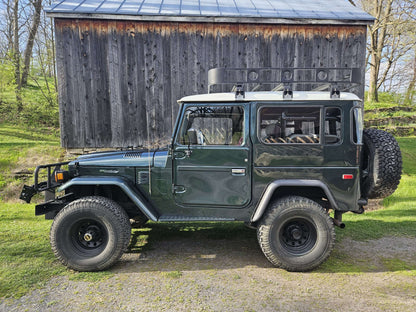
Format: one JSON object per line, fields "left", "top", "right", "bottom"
{"left": 178, "top": 91, "right": 361, "bottom": 103}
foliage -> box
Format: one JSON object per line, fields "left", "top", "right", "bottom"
{"left": 0, "top": 63, "right": 59, "bottom": 127}
{"left": 364, "top": 92, "right": 413, "bottom": 110}
{"left": 0, "top": 60, "right": 15, "bottom": 93}
{"left": 0, "top": 123, "right": 62, "bottom": 201}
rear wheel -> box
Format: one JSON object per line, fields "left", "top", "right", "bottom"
{"left": 257, "top": 196, "right": 335, "bottom": 272}
{"left": 50, "top": 196, "right": 131, "bottom": 271}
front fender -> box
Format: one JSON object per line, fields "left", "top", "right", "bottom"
{"left": 59, "top": 176, "right": 159, "bottom": 221}
{"left": 251, "top": 179, "right": 338, "bottom": 222}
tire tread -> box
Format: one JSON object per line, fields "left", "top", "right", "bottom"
{"left": 257, "top": 196, "right": 335, "bottom": 272}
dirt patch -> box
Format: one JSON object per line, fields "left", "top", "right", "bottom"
{"left": 1, "top": 235, "right": 415, "bottom": 312}
{"left": 365, "top": 199, "right": 383, "bottom": 211}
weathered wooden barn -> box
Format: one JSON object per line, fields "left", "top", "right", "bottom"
{"left": 46, "top": 0, "right": 373, "bottom": 148}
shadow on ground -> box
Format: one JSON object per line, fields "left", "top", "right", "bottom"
{"left": 112, "top": 221, "right": 416, "bottom": 275}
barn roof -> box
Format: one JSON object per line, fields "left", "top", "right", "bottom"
{"left": 45, "top": 0, "right": 374, "bottom": 25}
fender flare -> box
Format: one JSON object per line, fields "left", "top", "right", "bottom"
{"left": 58, "top": 176, "right": 159, "bottom": 221}
{"left": 250, "top": 179, "right": 338, "bottom": 223}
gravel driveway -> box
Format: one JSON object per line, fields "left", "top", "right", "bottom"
{"left": 1, "top": 232, "right": 415, "bottom": 312}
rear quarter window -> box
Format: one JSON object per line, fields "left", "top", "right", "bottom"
{"left": 258, "top": 107, "right": 321, "bottom": 144}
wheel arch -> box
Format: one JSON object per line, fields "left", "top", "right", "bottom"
{"left": 251, "top": 180, "right": 338, "bottom": 223}
{"left": 59, "top": 177, "right": 159, "bottom": 221}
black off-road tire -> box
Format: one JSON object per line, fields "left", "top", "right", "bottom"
{"left": 361, "top": 129, "right": 402, "bottom": 199}
{"left": 257, "top": 196, "right": 335, "bottom": 272}
{"left": 50, "top": 196, "right": 131, "bottom": 271}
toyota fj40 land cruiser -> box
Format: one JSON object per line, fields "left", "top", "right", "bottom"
{"left": 20, "top": 68, "right": 402, "bottom": 272}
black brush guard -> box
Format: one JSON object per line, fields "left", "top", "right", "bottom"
{"left": 20, "top": 161, "right": 70, "bottom": 203}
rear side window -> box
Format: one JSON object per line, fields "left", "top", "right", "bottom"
{"left": 259, "top": 107, "right": 320, "bottom": 144}
{"left": 352, "top": 107, "right": 364, "bottom": 144}
{"left": 324, "top": 107, "right": 342, "bottom": 144}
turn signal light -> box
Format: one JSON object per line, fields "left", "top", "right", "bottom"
{"left": 54, "top": 170, "right": 69, "bottom": 183}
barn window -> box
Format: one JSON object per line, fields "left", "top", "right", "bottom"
{"left": 259, "top": 107, "right": 321, "bottom": 144}
{"left": 178, "top": 106, "right": 244, "bottom": 146}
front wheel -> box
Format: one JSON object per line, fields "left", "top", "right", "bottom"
{"left": 50, "top": 196, "right": 131, "bottom": 271}
{"left": 257, "top": 196, "right": 335, "bottom": 272}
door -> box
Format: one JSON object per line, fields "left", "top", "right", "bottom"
{"left": 173, "top": 104, "right": 251, "bottom": 207}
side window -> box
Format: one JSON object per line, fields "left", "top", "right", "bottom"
{"left": 324, "top": 107, "right": 342, "bottom": 144}
{"left": 352, "top": 107, "right": 364, "bottom": 144}
{"left": 177, "top": 106, "right": 244, "bottom": 146}
{"left": 259, "top": 107, "right": 320, "bottom": 144}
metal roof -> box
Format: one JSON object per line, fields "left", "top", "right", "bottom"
{"left": 178, "top": 91, "right": 361, "bottom": 103}
{"left": 46, "top": 0, "right": 374, "bottom": 25}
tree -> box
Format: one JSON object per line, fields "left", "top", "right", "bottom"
{"left": 21, "top": 0, "right": 43, "bottom": 86}
{"left": 0, "top": 0, "right": 15, "bottom": 57}
{"left": 357, "top": 0, "right": 416, "bottom": 102}
{"left": 404, "top": 53, "right": 416, "bottom": 103}
{"left": 365, "top": 0, "right": 394, "bottom": 102}
{"left": 12, "top": 0, "right": 22, "bottom": 109}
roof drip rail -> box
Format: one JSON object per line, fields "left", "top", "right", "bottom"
{"left": 207, "top": 67, "right": 362, "bottom": 95}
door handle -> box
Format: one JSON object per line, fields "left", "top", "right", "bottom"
{"left": 173, "top": 150, "right": 192, "bottom": 159}
{"left": 231, "top": 168, "right": 246, "bottom": 176}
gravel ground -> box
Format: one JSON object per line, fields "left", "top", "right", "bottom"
{"left": 1, "top": 236, "right": 415, "bottom": 312}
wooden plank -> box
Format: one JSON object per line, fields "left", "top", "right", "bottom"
{"left": 56, "top": 20, "right": 368, "bottom": 148}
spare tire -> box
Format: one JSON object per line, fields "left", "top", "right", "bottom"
{"left": 361, "top": 128, "right": 402, "bottom": 199}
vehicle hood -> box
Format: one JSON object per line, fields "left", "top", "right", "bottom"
{"left": 70, "top": 149, "right": 169, "bottom": 168}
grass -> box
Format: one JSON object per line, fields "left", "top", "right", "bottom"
{"left": 0, "top": 72, "right": 59, "bottom": 128}
{"left": 364, "top": 92, "right": 414, "bottom": 110}
{"left": 0, "top": 124, "right": 64, "bottom": 202}
{"left": 333, "top": 137, "right": 416, "bottom": 242}
{"left": 0, "top": 123, "right": 415, "bottom": 299}
{"left": 0, "top": 203, "right": 66, "bottom": 298}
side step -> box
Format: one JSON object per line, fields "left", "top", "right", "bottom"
{"left": 159, "top": 216, "right": 235, "bottom": 222}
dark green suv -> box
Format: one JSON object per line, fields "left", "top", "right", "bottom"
{"left": 20, "top": 69, "right": 402, "bottom": 272}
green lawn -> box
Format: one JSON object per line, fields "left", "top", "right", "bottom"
{"left": 0, "top": 123, "right": 415, "bottom": 299}
{"left": 0, "top": 124, "right": 63, "bottom": 201}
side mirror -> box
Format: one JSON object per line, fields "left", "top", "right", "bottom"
{"left": 187, "top": 128, "right": 198, "bottom": 145}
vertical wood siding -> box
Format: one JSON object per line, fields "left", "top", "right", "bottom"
{"left": 55, "top": 19, "right": 367, "bottom": 148}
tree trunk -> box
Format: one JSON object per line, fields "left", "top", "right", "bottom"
{"left": 50, "top": 17, "right": 57, "bottom": 92}
{"left": 368, "top": 34, "right": 380, "bottom": 102}
{"left": 13, "top": 0, "right": 22, "bottom": 110}
{"left": 405, "top": 54, "right": 416, "bottom": 104}
{"left": 21, "top": 0, "right": 43, "bottom": 86}
{"left": 366, "top": 0, "right": 394, "bottom": 103}
{"left": 6, "top": 0, "right": 14, "bottom": 53}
